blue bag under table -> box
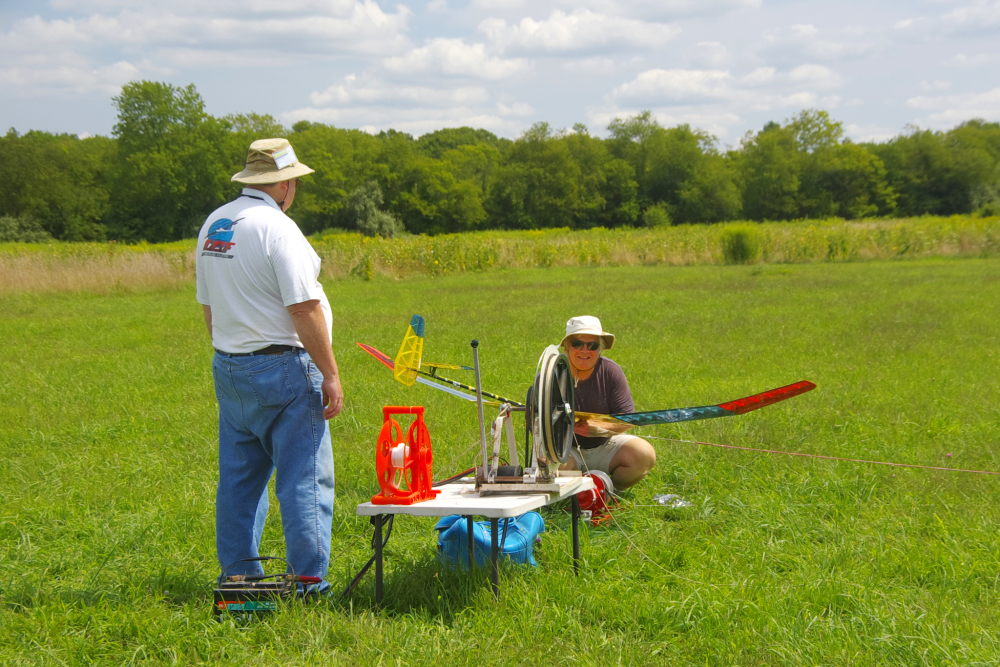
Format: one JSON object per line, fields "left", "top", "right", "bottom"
{"left": 435, "top": 512, "right": 545, "bottom": 568}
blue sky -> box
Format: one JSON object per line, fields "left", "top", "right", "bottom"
{"left": 1, "top": 0, "right": 998, "bottom": 145}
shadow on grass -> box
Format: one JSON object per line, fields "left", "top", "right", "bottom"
{"left": 335, "top": 552, "right": 515, "bottom": 620}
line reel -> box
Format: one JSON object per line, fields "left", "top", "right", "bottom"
{"left": 529, "top": 345, "right": 575, "bottom": 480}
{"left": 476, "top": 345, "right": 576, "bottom": 489}
{"left": 371, "top": 406, "right": 441, "bottom": 505}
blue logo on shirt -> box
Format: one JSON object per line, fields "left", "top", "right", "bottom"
{"left": 204, "top": 218, "right": 239, "bottom": 253}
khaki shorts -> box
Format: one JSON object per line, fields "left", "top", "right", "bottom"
{"left": 566, "top": 434, "right": 635, "bottom": 475}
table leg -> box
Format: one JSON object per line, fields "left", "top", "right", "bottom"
{"left": 490, "top": 517, "right": 499, "bottom": 597}
{"left": 374, "top": 513, "right": 384, "bottom": 603}
{"left": 466, "top": 515, "right": 474, "bottom": 568}
{"left": 571, "top": 495, "right": 580, "bottom": 576}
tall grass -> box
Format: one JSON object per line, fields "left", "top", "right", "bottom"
{"left": 1, "top": 216, "right": 998, "bottom": 293}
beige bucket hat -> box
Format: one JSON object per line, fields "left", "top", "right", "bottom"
{"left": 231, "top": 138, "right": 315, "bottom": 184}
{"left": 560, "top": 315, "right": 615, "bottom": 350}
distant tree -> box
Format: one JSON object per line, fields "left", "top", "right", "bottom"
{"left": 675, "top": 153, "right": 742, "bottom": 223}
{"left": 641, "top": 203, "right": 671, "bottom": 227}
{"left": 394, "top": 157, "right": 488, "bottom": 234}
{"left": 290, "top": 122, "right": 384, "bottom": 234}
{"left": 607, "top": 114, "right": 738, "bottom": 223}
{"left": 0, "top": 129, "right": 113, "bottom": 240}
{"left": 107, "top": 81, "right": 231, "bottom": 241}
{"left": 801, "top": 142, "right": 897, "bottom": 219}
{"left": 789, "top": 109, "right": 843, "bottom": 153}
{"left": 738, "top": 110, "right": 895, "bottom": 220}
{"left": 222, "top": 113, "right": 287, "bottom": 138}
{"left": 344, "top": 180, "right": 402, "bottom": 237}
{"left": 440, "top": 143, "right": 504, "bottom": 200}
{"left": 871, "top": 126, "right": 995, "bottom": 216}
{"left": 563, "top": 126, "right": 639, "bottom": 227}
{"left": 606, "top": 111, "right": 664, "bottom": 198}
{"left": 488, "top": 122, "right": 583, "bottom": 229}
{"left": 415, "top": 127, "right": 511, "bottom": 160}
{"left": 0, "top": 215, "right": 53, "bottom": 242}
{"left": 737, "top": 123, "right": 801, "bottom": 220}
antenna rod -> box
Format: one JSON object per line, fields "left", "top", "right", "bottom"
{"left": 471, "top": 340, "right": 489, "bottom": 473}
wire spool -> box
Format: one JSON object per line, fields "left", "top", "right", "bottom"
{"left": 532, "top": 345, "right": 575, "bottom": 468}
{"left": 371, "top": 406, "right": 440, "bottom": 506}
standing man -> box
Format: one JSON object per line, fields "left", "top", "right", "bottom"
{"left": 196, "top": 138, "right": 343, "bottom": 592}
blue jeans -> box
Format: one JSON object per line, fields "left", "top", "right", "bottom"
{"left": 212, "top": 349, "right": 334, "bottom": 589}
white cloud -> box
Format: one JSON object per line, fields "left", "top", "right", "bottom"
{"left": 497, "top": 101, "right": 534, "bottom": 116}
{"left": 688, "top": 41, "right": 729, "bottom": 68}
{"left": 0, "top": 0, "right": 412, "bottom": 95}
{"left": 599, "top": 62, "right": 846, "bottom": 137}
{"left": 427, "top": 0, "right": 449, "bottom": 12}
{"left": 943, "top": 1, "right": 1000, "bottom": 30}
{"left": 787, "top": 64, "right": 842, "bottom": 87}
{"left": 553, "top": 0, "right": 760, "bottom": 20}
{"left": 479, "top": 9, "right": 679, "bottom": 53}
{"left": 308, "top": 74, "right": 489, "bottom": 107}
{"left": 612, "top": 69, "right": 734, "bottom": 103}
{"left": 281, "top": 104, "right": 523, "bottom": 137}
{"left": 919, "top": 80, "right": 951, "bottom": 92}
{"left": 906, "top": 87, "right": 1000, "bottom": 126}
{"left": 845, "top": 122, "right": 898, "bottom": 143}
{"left": 742, "top": 64, "right": 841, "bottom": 88}
{"left": 946, "top": 52, "right": 1000, "bottom": 67}
{"left": 614, "top": 65, "right": 842, "bottom": 106}
{"left": 0, "top": 59, "right": 139, "bottom": 95}
{"left": 471, "top": 0, "right": 525, "bottom": 9}
{"left": 383, "top": 38, "right": 530, "bottom": 80}
{"left": 6, "top": 3, "right": 410, "bottom": 51}
{"left": 755, "top": 23, "right": 877, "bottom": 65}
{"left": 589, "top": 106, "right": 744, "bottom": 139}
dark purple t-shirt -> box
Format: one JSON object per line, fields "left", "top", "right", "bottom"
{"left": 574, "top": 357, "right": 634, "bottom": 450}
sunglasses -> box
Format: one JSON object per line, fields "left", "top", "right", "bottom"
{"left": 570, "top": 340, "right": 601, "bottom": 351}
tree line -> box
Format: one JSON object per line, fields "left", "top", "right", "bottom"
{"left": 2, "top": 80, "right": 999, "bottom": 243}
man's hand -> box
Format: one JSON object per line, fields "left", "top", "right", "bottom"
{"left": 287, "top": 299, "right": 343, "bottom": 421}
{"left": 321, "top": 374, "right": 344, "bottom": 419}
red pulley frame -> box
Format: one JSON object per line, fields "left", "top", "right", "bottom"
{"left": 575, "top": 470, "right": 617, "bottom": 525}
{"left": 371, "top": 406, "right": 441, "bottom": 506}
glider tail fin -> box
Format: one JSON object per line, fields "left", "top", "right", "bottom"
{"left": 393, "top": 314, "right": 425, "bottom": 387}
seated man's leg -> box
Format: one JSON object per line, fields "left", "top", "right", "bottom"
{"left": 575, "top": 435, "right": 656, "bottom": 490}
{"left": 606, "top": 436, "right": 656, "bottom": 489}
{"left": 271, "top": 352, "right": 335, "bottom": 586}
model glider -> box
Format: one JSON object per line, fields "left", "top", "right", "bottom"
{"left": 357, "top": 315, "right": 816, "bottom": 435}
{"left": 573, "top": 380, "right": 816, "bottom": 437}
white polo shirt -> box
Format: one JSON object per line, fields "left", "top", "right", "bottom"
{"left": 195, "top": 188, "right": 333, "bottom": 354}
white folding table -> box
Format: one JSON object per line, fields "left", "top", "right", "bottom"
{"left": 356, "top": 475, "right": 595, "bottom": 601}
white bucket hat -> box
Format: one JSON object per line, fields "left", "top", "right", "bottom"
{"left": 560, "top": 315, "right": 615, "bottom": 350}
{"left": 231, "top": 138, "right": 315, "bottom": 184}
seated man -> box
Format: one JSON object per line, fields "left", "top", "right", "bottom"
{"left": 559, "top": 316, "right": 656, "bottom": 490}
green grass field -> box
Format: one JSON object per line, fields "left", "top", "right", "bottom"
{"left": 2, "top": 259, "right": 999, "bottom": 665}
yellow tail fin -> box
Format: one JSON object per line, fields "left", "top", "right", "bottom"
{"left": 393, "top": 314, "right": 425, "bottom": 386}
